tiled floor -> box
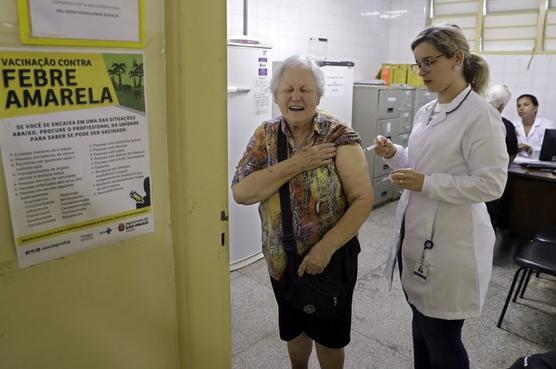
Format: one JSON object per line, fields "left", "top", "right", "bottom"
{"left": 231, "top": 201, "right": 556, "bottom": 369}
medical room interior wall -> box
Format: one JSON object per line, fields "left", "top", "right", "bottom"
{"left": 230, "top": 0, "right": 555, "bottom": 122}
{"left": 227, "top": 0, "right": 391, "bottom": 81}
{"left": 485, "top": 55, "right": 556, "bottom": 123}
{"left": 0, "top": 1, "right": 181, "bottom": 368}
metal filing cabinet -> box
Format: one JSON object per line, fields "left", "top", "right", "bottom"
{"left": 391, "top": 131, "right": 409, "bottom": 200}
{"left": 391, "top": 87, "right": 415, "bottom": 200}
{"left": 414, "top": 88, "right": 437, "bottom": 114}
{"left": 398, "top": 88, "right": 416, "bottom": 113}
{"left": 374, "top": 117, "right": 400, "bottom": 177}
{"left": 399, "top": 111, "right": 412, "bottom": 133}
{"left": 352, "top": 84, "right": 416, "bottom": 205}
{"left": 372, "top": 176, "right": 394, "bottom": 204}
{"left": 397, "top": 88, "right": 415, "bottom": 133}
{"left": 398, "top": 132, "right": 410, "bottom": 147}
{"left": 376, "top": 89, "right": 400, "bottom": 119}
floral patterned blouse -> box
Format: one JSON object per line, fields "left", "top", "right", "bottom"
{"left": 232, "top": 112, "right": 361, "bottom": 280}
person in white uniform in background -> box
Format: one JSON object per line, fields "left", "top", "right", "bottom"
{"left": 373, "top": 24, "right": 508, "bottom": 369}
{"left": 513, "top": 94, "right": 556, "bottom": 158}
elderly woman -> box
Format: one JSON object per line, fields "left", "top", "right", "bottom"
{"left": 513, "top": 94, "right": 556, "bottom": 157}
{"left": 232, "top": 55, "right": 373, "bottom": 369}
{"left": 484, "top": 85, "right": 518, "bottom": 228}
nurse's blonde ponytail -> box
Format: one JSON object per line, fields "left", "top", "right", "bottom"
{"left": 464, "top": 53, "right": 489, "bottom": 96}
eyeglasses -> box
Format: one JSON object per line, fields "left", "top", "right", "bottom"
{"left": 411, "top": 54, "right": 445, "bottom": 74}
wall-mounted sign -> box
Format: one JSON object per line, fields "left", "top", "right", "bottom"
{"left": 0, "top": 49, "right": 153, "bottom": 267}
{"left": 18, "top": 0, "right": 144, "bottom": 48}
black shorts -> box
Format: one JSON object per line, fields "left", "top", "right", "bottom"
{"left": 270, "top": 238, "right": 359, "bottom": 349}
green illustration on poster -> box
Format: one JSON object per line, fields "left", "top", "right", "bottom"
{"left": 103, "top": 54, "right": 145, "bottom": 112}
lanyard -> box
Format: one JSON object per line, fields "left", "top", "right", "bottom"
{"left": 445, "top": 87, "right": 472, "bottom": 115}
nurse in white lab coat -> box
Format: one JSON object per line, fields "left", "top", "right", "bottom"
{"left": 512, "top": 94, "right": 556, "bottom": 157}
{"left": 374, "top": 24, "right": 508, "bottom": 369}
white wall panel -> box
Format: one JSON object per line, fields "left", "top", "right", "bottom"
{"left": 545, "top": 39, "right": 556, "bottom": 50}
{"left": 461, "top": 28, "right": 476, "bottom": 40}
{"left": 485, "top": 54, "right": 556, "bottom": 124}
{"left": 431, "top": 15, "right": 477, "bottom": 28}
{"left": 487, "top": 0, "right": 540, "bottom": 12}
{"left": 227, "top": 0, "right": 390, "bottom": 81}
{"left": 547, "top": 10, "right": 556, "bottom": 23}
{"left": 483, "top": 39, "right": 536, "bottom": 51}
{"left": 386, "top": 0, "right": 428, "bottom": 63}
{"left": 545, "top": 25, "right": 556, "bottom": 38}
{"left": 226, "top": 0, "right": 556, "bottom": 126}
{"left": 434, "top": 1, "right": 479, "bottom": 16}
{"left": 484, "top": 12, "right": 538, "bottom": 27}
{"left": 484, "top": 26, "right": 537, "bottom": 40}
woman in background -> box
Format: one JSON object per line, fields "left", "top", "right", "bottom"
{"left": 513, "top": 94, "right": 555, "bottom": 157}
{"left": 374, "top": 24, "right": 508, "bottom": 369}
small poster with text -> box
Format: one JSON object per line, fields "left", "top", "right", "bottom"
{"left": 29, "top": 0, "right": 140, "bottom": 42}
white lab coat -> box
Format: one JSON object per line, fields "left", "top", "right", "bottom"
{"left": 383, "top": 86, "right": 508, "bottom": 319}
{"left": 512, "top": 116, "right": 556, "bottom": 157}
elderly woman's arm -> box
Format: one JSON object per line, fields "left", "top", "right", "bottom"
{"left": 232, "top": 143, "right": 336, "bottom": 205}
{"left": 298, "top": 145, "right": 374, "bottom": 276}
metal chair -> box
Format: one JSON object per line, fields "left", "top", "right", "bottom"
{"left": 497, "top": 239, "right": 556, "bottom": 328}
{"left": 517, "top": 224, "right": 556, "bottom": 299}
{"left": 534, "top": 224, "right": 556, "bottom": 243}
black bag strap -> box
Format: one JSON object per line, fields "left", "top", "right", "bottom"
{"left": 277, "top": 125, "right": 299, "bottom": 281}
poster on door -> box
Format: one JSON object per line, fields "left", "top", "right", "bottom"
{"left": 0, "top": 49, "right": 154, "bottom": 268}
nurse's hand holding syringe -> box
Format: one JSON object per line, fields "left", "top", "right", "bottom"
{"left": 372, "top": 135, "right": 397, "bottom": 159}
{"left": 369, "top": 135, "right": 424, "bottom": 192}
{"left": 362, "top": 143, "right": 378, "bottom": 152}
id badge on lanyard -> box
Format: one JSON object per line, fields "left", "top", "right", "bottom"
{"left": 414, "top": 240, "right": 433, "bottom": 282}
{"left": 412, "top": 198, "right": 442, "bottom": 282}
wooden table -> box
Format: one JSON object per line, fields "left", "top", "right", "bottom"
{"left": 498, "top": 164, "right": 556, "bottom": 237}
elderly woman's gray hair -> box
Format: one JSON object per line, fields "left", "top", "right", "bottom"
{"left": 270, "top": 55, "right": 325, "bottom": 98}
{"left": 485, "top": 84, "right": 511, "bottom": 112}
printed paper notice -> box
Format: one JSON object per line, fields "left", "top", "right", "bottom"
{"left": 0, "top": 50, "right": 153, "bottom": 268}
{"left": 325, "top": 74, "right": 345, "bottom": 97}
{"left": 28, "top": 0, "right": 140, "bottom": 42}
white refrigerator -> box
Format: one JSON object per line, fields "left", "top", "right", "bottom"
{"left": 317, "top": 61, "right": 355, "bottom": 126}
{"left": 227, "top": 40, "right": 272, "bottom": 270}
{"left": 271, "top": 60, "right": 355, "bottom": 126}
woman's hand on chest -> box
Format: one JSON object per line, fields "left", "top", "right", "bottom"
{"left": 291, "top": 143, "right": 336, "bottom": 172}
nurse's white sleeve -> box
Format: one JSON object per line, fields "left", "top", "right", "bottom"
{"left": 383, "top": 144, "right": 409, "bottom": 169}
{"left": 421, "top": 109, "right": 509, "bottom": 204}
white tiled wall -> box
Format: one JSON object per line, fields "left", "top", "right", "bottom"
{"left": 485, "top": 55, "right": 556, "bottom": 124}
{"left": 228, "top": 0, "right": 556, "bottom": 122}
{"left": 386, "top": 0, "right": 427, "bottom": 63}
{"left": 227, "top": 0, "right": 391, "bottom": 81}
